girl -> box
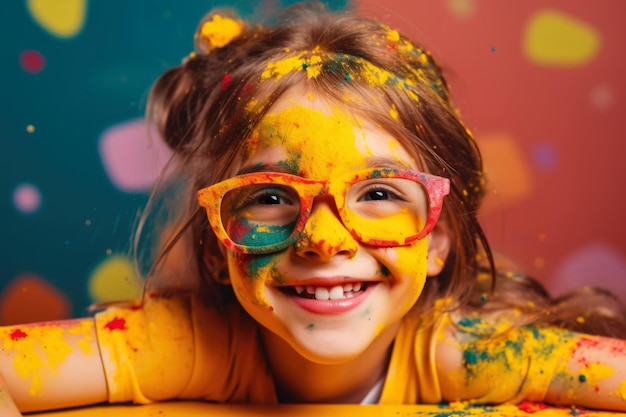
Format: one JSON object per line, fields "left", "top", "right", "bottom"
{"left": 2, "top": 2, "right": 626, "bottom": 414}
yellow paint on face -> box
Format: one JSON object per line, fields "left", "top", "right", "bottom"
{"left": 247, "top": 102, "right": 399, "bottom": 177}
{"left": 226, "top": 95, "right": 434, "bottom": 362}
{"left": 381, "top": 243, "right": 429, "bottom": 295}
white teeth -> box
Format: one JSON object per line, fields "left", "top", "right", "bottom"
{"left": 315, "top": 287, "right": 330, "bottom": 300}
{"left": 329, "top": 285, "right": 344, "bottom": 300}
{"left": 293, "top": 283, "right": 366, "bottom": 300}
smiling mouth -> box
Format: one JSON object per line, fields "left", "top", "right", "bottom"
{"left": 282, "top": 282, "right": 368, "bottom": 300}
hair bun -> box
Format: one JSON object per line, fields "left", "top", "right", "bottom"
{"left": 195, "top": 13, "right": 244, "bottom": 53}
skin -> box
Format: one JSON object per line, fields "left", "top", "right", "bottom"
{"left": 224, "top": 92, "right": 450, "bottom": 402}
{"left": 0, "top": 319, "right": 107, "bottom": 415}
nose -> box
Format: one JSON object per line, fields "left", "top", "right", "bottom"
{"left": 294, "top": 197, "right": 358, "bottom": 262}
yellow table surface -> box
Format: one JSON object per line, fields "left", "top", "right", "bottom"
{"left": 27, "top": 402, "right": 625, "bottom": 416}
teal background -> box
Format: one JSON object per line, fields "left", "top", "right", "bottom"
{"left": 1, "top": 0, "right": 347, "bottom": 323}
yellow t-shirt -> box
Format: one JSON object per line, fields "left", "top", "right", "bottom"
{"left": 95, "top": 294, "right": 571, "bottom": 404}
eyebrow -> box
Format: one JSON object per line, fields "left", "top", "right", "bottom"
{"left": 235, "top": 157, "right": 415, "bottom": 177}
{"left": 364, "top": 157, "right": 415, "bottom": 170}
{"left": 235, "top": 163, "right": 295, "bottom": 176}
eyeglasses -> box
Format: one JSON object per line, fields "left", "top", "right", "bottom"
{"left": 197, "top": 167, "right": 450, "bottom": 254}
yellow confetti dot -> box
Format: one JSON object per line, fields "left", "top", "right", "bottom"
{"left": 88, "top": 255, "right": 142, "bottom": 303}
{"left": 447, "top": 0, "right": 476, "bottom": 18}
{"left": 26, "top": 125, "right": 35, "bottom": 133}
{"left": 27, "top": 0, "right": 87, "bottom": 38}
{"left": 477, "top": 132, "right": 532, "bottom": 213}
{"left": 524, "top": 9, "right": 601, "bottom": 67}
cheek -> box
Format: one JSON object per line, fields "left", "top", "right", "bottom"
{"left": 227, "top": 252, "right": 284, "bottom": 307}
{"left": 378, "top": 240, "right": 429, "bottom": 289}
{"left": 226, "top": 217, "right": 294, "bottom": 248}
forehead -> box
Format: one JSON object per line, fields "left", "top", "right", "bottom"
{"left": 239, "top": 93, "right": 417, "bottom": 177}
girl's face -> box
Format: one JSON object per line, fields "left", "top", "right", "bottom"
{"left": 224, "top": 93, "right": 448, "bottom": 363}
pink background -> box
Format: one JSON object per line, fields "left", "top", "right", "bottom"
{"left": 355, "top": 0, "right": 626, "bottom": 300}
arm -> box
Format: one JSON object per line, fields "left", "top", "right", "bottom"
{"left": 0, "top": 318, "right": 108, "bottom": 413}
{"left": 435, "top": 319, "right": 626, "bottom": 411}
{"left": 545, "top": 334, "right": 626, "bottom": 411}
{"left": 0, "top": 371, "right": 22, "bottom": 416}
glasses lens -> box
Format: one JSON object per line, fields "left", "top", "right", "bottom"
{"left": 346, "top": 177, "right": 428, "bottom": 243}
{"left": 221, "top": 183, "right": 300, "bottom": 248}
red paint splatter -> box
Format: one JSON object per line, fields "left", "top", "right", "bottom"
{"left": 221, "top": 73, "right": 231, "bottom": 91}
{"left": 242, "top": 83, "right": 253, "bottom": 93}
{"left": 19, "top": 50, "right": 46, "bottom": 73}
{"left": 104, "top": 317, "right": 127, "bottom": 331}
{"left": 9, "top": 329, "right": 28, "bottom": 341}
{"left": 518, "top": 401, "right": 549, "bottom": 413}
{"left": 573, "top": 336, "right": 626, "bottom": 367}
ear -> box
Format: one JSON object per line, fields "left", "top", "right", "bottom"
{"left": 426, "top": 223, "right": 451, "bottom": 277}
{"left": 203, "top": 240, "right": 231, "bottom": 285}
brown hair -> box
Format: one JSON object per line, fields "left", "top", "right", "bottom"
{"left": 142, "top": 2, "right": 626, "bottom": 337}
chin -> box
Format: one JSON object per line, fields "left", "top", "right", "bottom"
{"left": 286, "top": 326, "right": 380, "bottom": 364}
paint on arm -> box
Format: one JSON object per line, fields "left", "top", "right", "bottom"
{"left": 0, "top": 318, "right": 107, "bottom": 413}
{"left": 436, "top": 314, "right": 579, "bottom": 405}
{"left": 545, "top": 334, "right": 626, "bottom": 411}
{"left": 0, "top": 370, "right": 22, "bottom": 416}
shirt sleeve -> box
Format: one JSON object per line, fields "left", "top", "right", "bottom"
{"left": 94, "top": 295, "right": 196, "bottom": 404}
{"left": 94, "top": 294, "right": 278, "bottom": 405}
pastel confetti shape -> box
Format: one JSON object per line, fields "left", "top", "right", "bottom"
{"left": 532, "top": 141, "right": 559, "bottom": 172}
{"left": 550, "top": 242, "right": 626, "bottom": 302}
{"left": 0, "top": 274, "right": 71, "bottom": 325}
{"left": 447, "top": 0, "right": 476, "bottom": 18}
{"left": 476, "top": 132, "right": 533, "bottom": 213}
{"left": 19, "top": 50, "right": 46, "bottom": 73}
{"left": 524, "top": 9, "right": 601, "bottom": 67}
{"left": 13, "top": 183, "right": 42, "bottom": 214}
{"left": 88, "top": 255, "right": 142, "bottom": 303}
{"left": 99, "top": 118, "right": 173, "bottom": 193}
{"left": 27, "top": 0, "right": 87, "bottom": 38}
{"left": 590, "top": 84, "right": 614, "bottom": 110}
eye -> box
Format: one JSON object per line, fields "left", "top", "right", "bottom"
{"left": 244, "top": 187, "right": 295, "bottom": 206}
{"left": 358, "top": 185, "right": 405, "bottom": 202}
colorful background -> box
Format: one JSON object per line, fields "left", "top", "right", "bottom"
{"left": 2, "top": 0, "right": 624, "bottom": 325}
